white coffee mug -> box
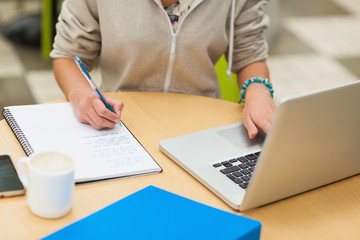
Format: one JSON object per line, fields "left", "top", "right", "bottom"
{"left": 18, "top": 151, "right": 75, "bottom": 219}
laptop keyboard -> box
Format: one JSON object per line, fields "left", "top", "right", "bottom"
{"left": 212, "top": 152, "right": 260, "bottom": 190}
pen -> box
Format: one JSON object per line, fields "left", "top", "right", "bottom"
{"left": 73, "top": 56, "right": 121, "bottom": 127}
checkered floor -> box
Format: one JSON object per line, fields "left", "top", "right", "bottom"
{"left": 269, "top": 0, "right": 360, "bottom": 102}
{"left": 0, "top": 0, "right": 360, "bottom": 114}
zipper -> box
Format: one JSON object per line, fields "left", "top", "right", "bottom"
{"left": 156, "top": 0, "right": 203, "bottom": 92}
{"left": 163, "top": 32, "right": 177, "bottom": 92}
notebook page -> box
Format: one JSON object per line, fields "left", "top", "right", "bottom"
{"left": 5, "top": 102, "right": 161, "bottom": 182}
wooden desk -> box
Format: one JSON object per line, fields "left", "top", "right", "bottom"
{"left": 1, "top": 92, "right": 360, "bottom": 239}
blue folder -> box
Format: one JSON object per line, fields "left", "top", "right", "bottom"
{"left": 42, "top": 186, "right": 261, "bottom": 240}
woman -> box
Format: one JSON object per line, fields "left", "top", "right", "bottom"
{"left": 51, "top": 0, "right": 276, "bottom": 139}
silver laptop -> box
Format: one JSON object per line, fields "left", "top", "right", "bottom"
{"left": 159, "top": 81, "right": 360, "bottom": 211}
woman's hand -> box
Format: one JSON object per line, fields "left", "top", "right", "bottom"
{"left": 71, "top": 88, "right": 124, "bottom": 130}
{"left": 242, "top": 83, "right": 277, "bottom": 139}
{"left": 236, "top": 61, "right": 276, "bottom": 139}
{"left": 53, "top": 58, "right": 124, "bottom": 130}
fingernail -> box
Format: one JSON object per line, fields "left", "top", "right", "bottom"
{"left": 249, "top": 131, "right": 256, "bottom": 139}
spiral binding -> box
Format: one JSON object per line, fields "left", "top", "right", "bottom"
{"left": 3, "top": 109, "right": 34, "bottom": 156}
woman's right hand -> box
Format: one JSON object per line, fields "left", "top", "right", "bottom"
{"left": 53, "top": 58, "right": 124, "bottom": 130}
{"left": 70, "top": 88, "right": 124, "bottom": 130}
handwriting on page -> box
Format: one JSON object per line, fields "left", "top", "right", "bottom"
{"left": 6, "top": 102, "right": 160, "bottom": 182}
{"left": 81, "top": 130, "right": 146, "bottom": 169}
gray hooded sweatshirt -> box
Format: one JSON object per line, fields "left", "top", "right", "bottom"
{"left": 50, "top": 0, "right": 269, "bottom": 98}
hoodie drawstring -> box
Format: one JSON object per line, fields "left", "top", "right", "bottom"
{"left": 226, "top": 0, "right": 235, "bottom": 82}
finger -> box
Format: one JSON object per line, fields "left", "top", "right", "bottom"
{"left": 256, "top": 106, "right": 276, "bottom": 134}
{"left": 88, "top": 103, "right": 117, "bottom": 129}
{"left": 77, "top": 106, "right": 105, "bottom": 130}
{"left": 106, "top": 96, "right": 124, "bottom": 116}
{"left": 93, "top": 99, "right": 120, "bottom": 123}
{"left": 85, "top": 112, "right": 104, "bottom": 130}
{"left": 78, "top": 107, "right": 116, "bottom": 130}
{"left": 260, "top": 119, "right": 272, "bottom": 134}
{"left": 243, "top": 113, "right": 258, "bottom": 139}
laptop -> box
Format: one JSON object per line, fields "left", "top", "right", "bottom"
{"left": 159, "top": 81, "right": 360, "bottom": 211}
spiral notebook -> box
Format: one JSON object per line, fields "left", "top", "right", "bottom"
{"left": 2, "top": 102, "right": 162, "bottom": 183}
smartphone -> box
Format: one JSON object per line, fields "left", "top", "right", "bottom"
{"left": 0, "top": 155, "right": 25, "bottom": 197}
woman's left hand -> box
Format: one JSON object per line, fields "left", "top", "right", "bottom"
{"left": 242, "top": 83, "right": 277, "bottom": 139}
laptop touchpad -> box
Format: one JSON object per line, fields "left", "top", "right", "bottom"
{"left": 216, "top": 125, "right": 265, "bottom": 149}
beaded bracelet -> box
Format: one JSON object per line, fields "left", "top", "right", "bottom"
{"left": 240, "top": 77, "right": 274, "bottom": 104}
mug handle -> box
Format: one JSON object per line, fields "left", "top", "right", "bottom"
{"left": 17, "top": 157, "right": 30, "bottom": 189}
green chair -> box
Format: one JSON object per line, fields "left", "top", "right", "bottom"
{"left": 41, "top": 0, "right": 61, "bottom": 59}
{"left": 215, "top": 55, "right": 239, "bottom": 103}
